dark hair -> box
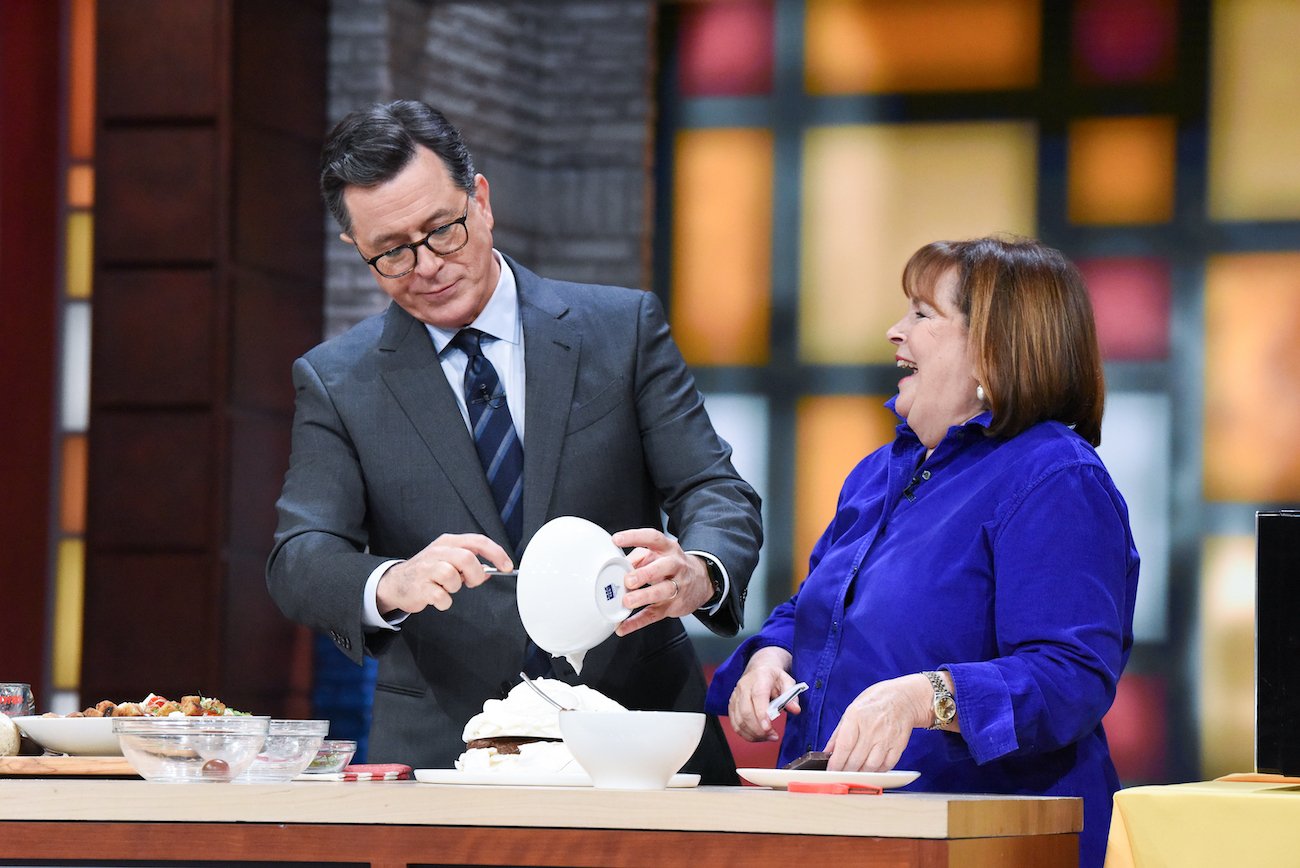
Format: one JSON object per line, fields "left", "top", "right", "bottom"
{"left": 320, "top": 100, "right": 476, "bottom": 236}
{"left": 901, "top": 236, "right": 1105, "bottom": 446}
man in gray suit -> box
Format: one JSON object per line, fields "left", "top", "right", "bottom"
{"left": 267, "top": 101, "right": 762, "bottom": 782}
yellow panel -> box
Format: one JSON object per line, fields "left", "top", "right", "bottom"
{"left": 69, "top": 0, "right": 97, "bottom": 160}
{"left": 67, "top": 164, "right": 95, "bottom": 208}
{"left": 60, "top": 434, "right": 88, "bottom": 534}
{"left": 672, "top": 129, "right": 773, "bottom": 366}
{"left": 53, "top": 538, "right": 86, "bottom": 691}
{"left": 800, "top": 122, "right": 1037, "bottom": 364}
{"left": 1068, "top": 116, "right": 1176, "bottom": 225}
{"left": 1209, "top": 0, "right": 1300, "bottom": 220}
{"left": 793, "top": 396, "right": 897, "bottom": 592}
{"left": 1204, "top": 253, "right": 1300, "bottom": 501}
{"left": 65, "top": 212, "right": 93, "bottom": 299}
{"left": 1198, "top": 535, "right": 1255, "bottom": 779}
{"left": 805, "top": 0, "right": 1040, "bottom": 94}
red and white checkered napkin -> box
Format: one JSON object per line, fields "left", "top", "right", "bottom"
{"left": 341, "top": 763, "right": 412, "bottom": 781}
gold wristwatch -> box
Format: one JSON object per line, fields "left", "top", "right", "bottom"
{"left": 923, "top": 670, "right": 956, "bottom": 729}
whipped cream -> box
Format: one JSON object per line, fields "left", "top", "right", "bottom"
{"left": 454, "top": 678, "right": 625, "bottom": 773}
{"left": 460, "top": 678, "right": 625, "bottom": 742}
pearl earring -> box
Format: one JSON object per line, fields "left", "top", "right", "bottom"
{"left": 976, "top": 384, "right": 986, "bottom": 404}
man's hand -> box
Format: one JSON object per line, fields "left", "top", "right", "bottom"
{"left": 727, "top": 646, "right": 796, "bottom": 742}
{"left": 375, "top": 533, "right": 512, "bottom": 616}
{"left": 611, "top": 528, "right": 713, "bottom": 636}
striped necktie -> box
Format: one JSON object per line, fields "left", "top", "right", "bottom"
{"left": 449, "top": 328, "right": 524, "bottom": 550}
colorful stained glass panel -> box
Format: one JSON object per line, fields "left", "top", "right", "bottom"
{"left": 1209, "top": 0, "right": 1300, "bottom": 220}
{"left": 1198, "top": 534, "right": 1256, "bottom": 779}
{"left": 672, "top": 128, "right": 772, "bottom": 366}
{"left": 804, "top": 0, "right": 1040, "bottom": 94}
{"left": 1072, "top": 0, "right": 1177, "bottom": 85}
{"left": 677, "top": 0, "right": 774, "bottom": 97}
{"left": 1098, "top": 392, "right": 1170, "bottom": 643}
{"left": 1079, "top": 257, "right": 1171, "bottom": 360}
{"left": 793, "top": 396, "right": 897, "bottom": 593}
{"left": 801, "top": 122, "right": 1037, "bottom": 364}
{"left": 1204, "top": 253, "right": 1300, "bottom": 501}
{"left": 1068, "top": 116, "right": 1176, "bottom": 225}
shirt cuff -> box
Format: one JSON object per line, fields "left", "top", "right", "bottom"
{"left": 685, "top": 550, "right": 730, "bottom": 616}
{"left": 363, "top": 560, "right": 409, "bottom": 631}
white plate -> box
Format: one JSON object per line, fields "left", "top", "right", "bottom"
{"left": 516, "top": 516, "right": 634, "bottom": 657}
{"left": 414, "top": 768, "right": 700, "bottom": 788}
{"left": 12, "top": 716, "right": 121, "bottom": 757}
{"left": 737, "top": 768, "right": 919, "bottom": 790}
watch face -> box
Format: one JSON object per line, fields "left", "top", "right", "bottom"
{"left": 935, "top": 695, "right": 957, "bottom": 723}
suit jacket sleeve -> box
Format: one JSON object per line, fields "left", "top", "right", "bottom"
{"left": 266, "top": 354, "right": 388, "bottom": 664}
{"left": 631, "top": 290, "right": 762, "bottom": 636}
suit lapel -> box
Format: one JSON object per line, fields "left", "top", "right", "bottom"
{"left": 514, "top": 260, "right": 579, "bottom": 548}
{"left": 376, "top": 303, "right": 507, "bottom": 543}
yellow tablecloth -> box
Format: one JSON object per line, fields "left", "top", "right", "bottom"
{"left": 1105, "top": 775, "right": 1300, "bottom": 867}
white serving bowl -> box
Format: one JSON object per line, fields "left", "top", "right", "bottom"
{"left": 11, "top": 715, "right": 120, "bottom": 756}
{"left": 558, "top": 710, "right": 704, "bottom": 790}
{"left": 236, "top": 719, "right": 330, "bottom": 782}
{"left": 516, "top": 516, "right": 633, "bottom": 657}
{"left": 113, "top": 716, "right": 270, "bottom": 782}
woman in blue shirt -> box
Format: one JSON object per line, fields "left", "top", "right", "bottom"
{"left": 707, "top": 237, "right": 1139, "bottom": 868}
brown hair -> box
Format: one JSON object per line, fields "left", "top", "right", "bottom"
{"left": 901, "top": 236, "right": 1105, "bottom": 446}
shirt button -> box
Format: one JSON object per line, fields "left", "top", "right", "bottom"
{"left": 921, "top": 470, "right": 931, "bottom": 480}
{"left": 832, "top": 621, "right": 838, "bottom": 631}
{"left": 815, "top": 679, "right": 823, "bottom": 689}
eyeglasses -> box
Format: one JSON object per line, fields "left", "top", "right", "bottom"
{"left": 359, "top": 195, "right": 471, "bottom": 278}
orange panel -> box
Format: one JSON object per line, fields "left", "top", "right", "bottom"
{"left": 1204, "top": 253, "right": 1300, "bottom": 501}
{"left": 60, "top": 434, "right": 88, "bottom": 534}
{"left": 805, "top": 0, "right": 1040, "bottom": 94}
{"left": 671, "top": 129, "right": 773, "bottom": 366}
{"left": 792, "top": 396, "right": 898, "bottom": 592}
{"left": 68, "top": 0, "right": 97, "bottom": 160}
{"left": 1068, "top": 116, "right": 1176, "bottom": 224}
{"left": 67, "top": 164, "right": 95, "bottom": 208}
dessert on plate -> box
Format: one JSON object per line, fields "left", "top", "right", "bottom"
{"left": 456, "top": 679, "right": 623, "bottom": 774}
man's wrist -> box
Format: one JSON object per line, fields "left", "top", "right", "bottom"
{"left": 693, "top": 553, "right": 727, "bottom": 610}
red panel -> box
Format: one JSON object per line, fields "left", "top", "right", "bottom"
{"left": 0, "top": 0, "right": 62, "bottom": 689}
{"left": 97, "top": 0, "right": 221, "bottom": 119}
{"left": 1102, "top": 672, "right": 1168, "bottom": 783}
{"left": 1079, "top": 257, "right": 1171, "bottom": 360}
{"left": 1073, "top": 0, "right": 1177, "bottom": 85}
{"left": 677, "top": 1, "right": 774, "bottom": 97}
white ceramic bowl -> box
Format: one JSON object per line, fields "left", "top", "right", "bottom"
{"left": 236, "top": 719, "right": 330, "bottom": 782}
{"left": 517, "top": 516, "right": 634, "bottom": 657}
{"left": 11, "top": 716, "right": 120, "bottom": 756}
{"left": 113, "top": 716, "right": 270, "bottom": 782}
{"left": 558, "top": 710, "right": 704, "bottom": 790}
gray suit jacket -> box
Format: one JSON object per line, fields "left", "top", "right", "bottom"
{"left": 267, "top": 258, "right": 762, "bottom": 782}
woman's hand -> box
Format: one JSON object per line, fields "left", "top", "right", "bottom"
{"left": 824, "top": 673, "right": 933, "bottom": 772}
{"left": 727, "top": 646, "right": 797, "bottom": 742}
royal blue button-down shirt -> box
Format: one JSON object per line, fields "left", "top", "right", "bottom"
{"left": 707, "top": 400, "right": 1139, "bottom": 868}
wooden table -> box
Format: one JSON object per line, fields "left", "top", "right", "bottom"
{"left": 0, "top": 779, "right": 1081, "bottom": 867}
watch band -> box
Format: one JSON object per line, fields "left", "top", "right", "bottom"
{"left": 699, "top": 556, "right": 725, "bottom": 609}
{"left": 923, "top": 670, "right": 956, "bottom": 730}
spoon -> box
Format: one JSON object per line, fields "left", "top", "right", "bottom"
{"left": 518, "top": 672, "right": 572, "bottom": 711}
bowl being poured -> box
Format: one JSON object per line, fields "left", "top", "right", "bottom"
{"left": 516, "top": 516, "right": 634, "bottom": 667}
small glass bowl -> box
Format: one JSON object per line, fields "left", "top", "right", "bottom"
{"left": 303, "top": 738, "right": 356, "bottom": 774}
{"left": 112, "top": 716, "right": 270, "bottom": 783}
{"left": 236, "top": 719, "right": 330, "bottom": 782}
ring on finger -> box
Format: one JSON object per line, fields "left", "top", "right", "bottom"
{"left": 667, "top": 578, "right": 680, "bottom": 600}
